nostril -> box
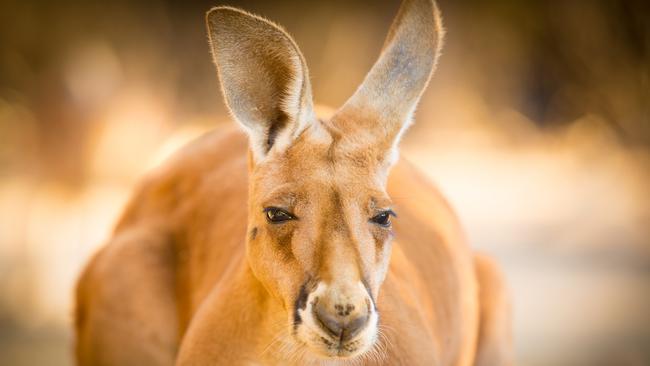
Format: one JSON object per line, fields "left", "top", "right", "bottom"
{"left": 334, "top": 303, "right": 355, "bottom": 317}
{"left": 345, "top": 304, "right": 354, "bottom": 315}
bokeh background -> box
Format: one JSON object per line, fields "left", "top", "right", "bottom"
{"left": 0, "top": 0, "right": 648, "bottom": 365}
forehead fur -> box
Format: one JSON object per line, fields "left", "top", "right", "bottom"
{"left": 252, "top": 119, "right": 391, "bottom": 192}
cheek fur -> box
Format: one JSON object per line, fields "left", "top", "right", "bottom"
{"left": 263, "top": 224, "right": 296, "bottom": 262}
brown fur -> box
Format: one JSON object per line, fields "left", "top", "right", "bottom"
{"left": 75, "top": 1, "right": 512, "bottom": 365}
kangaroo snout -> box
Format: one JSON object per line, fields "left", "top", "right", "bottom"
{"left": 314, "top": 301, "right": 370, "bottom": 342}
{"left": 311, "top": 285, "right": 372, "bottom": 343}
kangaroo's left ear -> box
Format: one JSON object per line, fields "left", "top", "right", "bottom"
{"left": 206, "top": 6, "right": 315, "bottom": 163}
{"left": 331, "top": 0, "right": 444, "bottom": 165}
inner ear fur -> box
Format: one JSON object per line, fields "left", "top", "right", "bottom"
{"left": 206, "top": 6, "right": 315, "bottom": 161}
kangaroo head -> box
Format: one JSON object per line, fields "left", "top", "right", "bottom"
{"left": 207, "top": 0, "right": 443, "bottom": 359}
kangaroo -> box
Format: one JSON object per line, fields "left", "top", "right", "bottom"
{"left": 74, "top": 0, "right": 512, "bottom": 365}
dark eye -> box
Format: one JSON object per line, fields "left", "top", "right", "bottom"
{"left": 264, "top": 207, "right": 296, "bottom": 223}
{"left": 370, "top": 210, "right": 395, "bottom": 227}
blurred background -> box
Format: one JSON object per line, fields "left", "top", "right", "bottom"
{"left": 0, "top": 0, "right": 648, "bottom": 365}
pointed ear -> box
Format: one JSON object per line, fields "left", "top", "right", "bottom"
{"left": 332, "top": 0, "right": 444, "bottom": 160}
{"left": 206, "top": 7, "right": 315, "bottom": 162}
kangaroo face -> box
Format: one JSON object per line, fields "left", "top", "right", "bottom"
{"left": 207, "top": 0, "right": 443, "bottom": 360}
{"left": 247, "top": 121, "right": 394, "bottom": 358}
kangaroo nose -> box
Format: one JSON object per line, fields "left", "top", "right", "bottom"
{"left": 314, "top": 302, "right": 369, "bottom": 342}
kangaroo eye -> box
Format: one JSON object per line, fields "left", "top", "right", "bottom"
{"left": 370, "top": 210, "right": 395, "bottom": 227}
{"left": 264, "top": 207, "right": 296, "bottom": 223}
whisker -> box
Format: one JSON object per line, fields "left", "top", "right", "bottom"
{"left": 260, "top": 327, "right": 290, "bottom": 358}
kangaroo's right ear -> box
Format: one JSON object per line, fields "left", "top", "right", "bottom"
{"left": 206, "top": 7, "right": 315, "bottom": 162}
